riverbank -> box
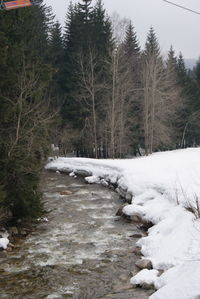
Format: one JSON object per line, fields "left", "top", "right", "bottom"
{"left": 46, "top": 147, "right": 200, "bottom": 299}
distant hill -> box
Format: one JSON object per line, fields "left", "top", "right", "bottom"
{"left": 184, "top": 58, "right": 197, "bottom": 70}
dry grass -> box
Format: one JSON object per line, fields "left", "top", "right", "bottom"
{"left": 185, "top": 194, "right": 200, "bottom": 219}
{"left": 173, "top": 183, "right": 200, "bottom": 219}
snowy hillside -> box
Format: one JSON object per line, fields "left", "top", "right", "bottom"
{"left": 46, "top": 148, "right": 200, "bottom": 299}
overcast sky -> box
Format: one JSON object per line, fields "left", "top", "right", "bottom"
{"left": 44, "top": 0, "right": 200, "bottom": 59}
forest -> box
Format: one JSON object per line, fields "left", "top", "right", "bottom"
{"left": 0, "top": 0, "right": 200, "bottom": 222}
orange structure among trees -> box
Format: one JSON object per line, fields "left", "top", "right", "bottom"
{"left": 2, "top": 0, "right": 31, "bottom": 10}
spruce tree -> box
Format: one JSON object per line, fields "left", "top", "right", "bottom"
{"left": 49, "top": 20, "right": 65, "bottom": 108}
{"left": 176, "top": 54, "right": 200, "bottom": 147}
{"left": 176, "top": 52, "right": 188, "bottom": 86}
{"left": 123, "top": 22, "right": 141, "bottom": 155}
{"left": 78, "top": 0, "right": 92, "bottom": 24}
{"left": 143, "top": 26, "right": 160, "bottom": 57}
{"left": 91, "top": 0, "right": 112, "bottom": 56}
{"left": 124, "top": 22, "right": 140, "bottom": 60}
{"left": 62, "top": 2, "right": 86, "bottom": 129}
{"left": 166, "top": 45, "right": 177, "bottom": 72}
{"left": 61, "top": 0, "right": 113, "bottom": 156}
{"left": 193, "top": 60, "right": 200, "bottom": 87}
{"left": 49, "top": 21, "right": 63, "bottom": 66}
{"left": 0, "top": 0, "right": 54, "bottom": 221}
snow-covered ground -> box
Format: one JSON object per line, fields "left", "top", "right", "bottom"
{"left": 46, "top": 148, "right": 200, "bottom": 299}
{"left": 0, "top": 237, "right": 9, "bottom": 249}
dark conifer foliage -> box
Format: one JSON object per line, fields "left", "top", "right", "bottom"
{"left": 59, "top": 8, "right": 200, "bottom": 158}
{"left": 124, "top": 22, "right": 140, "bottom": 60}
{"left": 193, "top": 60, "right": 200, "bottom": 87}
{"left": 123, "top": 22, "right": 141, "bottom": 86}
{"left": 166, "top": 46, "right": 177, "bottom": 72}
{"left": 91, "top": 0, "right": 113, "bottom": 56}
{"left": 79, "top": 0, "right": 92, "bottom": 26}
{"left": 177, "top": 53, "right": 188, "bottom": 85}
{"left": 0, "top": 0, "right": 199, "bottom": 223}
{"left": 49, "top": 20, "right": 65, "bottom": 108}
{"left": 0, "top": 1, "right": 54, "bottom": 221}
{"left": 122, "top": 22, "right": 142, "bottom": 155}
{"left": 193, "top": 61, "right": 200, "bottom": 123}
{"left": 49, "top": 21, "right": 63, "bottom": 66}
{"left": 61, "top": 0, "right": 113, "bottom": 153}
{"left": 175, "top": 53, "right": 200, "bottom": 147}
{"left": 61, "top": 3, "right": 85, "bottom": 129}
{"left": 143, "top": 26, "right": 160, "bottom": 57}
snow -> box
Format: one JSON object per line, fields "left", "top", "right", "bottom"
{"left": 45, "top": 148, "right": 200, "bottom": 299}
{"left": 51, "top": 144, "right": 59, "bottom": 152}
{"left": 151, "top": 262, "right": 200, "bottom": 299}
{"left": 85, "top": 175, "right": 100, "bottom": 184}
{"left": 130, "top": 269, "right": 159, "bottom": 285}
{"left": 0, "top": 237, "right": 9, "bottom": 249}
{"left": 137, "top": 206, "right": 199, "bottom": 270}
{"left": 69, "top": 172, "right": 75, "bottom": 177}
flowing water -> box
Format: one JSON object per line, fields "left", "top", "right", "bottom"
{"left": 0, "top": 171, "right": 153, "bottom": 299}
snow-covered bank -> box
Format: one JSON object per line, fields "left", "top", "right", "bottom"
{"left": 46, "top": 148, "right": 200, "bottom": 299}
{"left": 0, "top": 237, "right": 9, "bottom": 250}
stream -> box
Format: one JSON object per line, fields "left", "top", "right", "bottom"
{"left": 0, "top": 171, "right": 153, "bottom": 299}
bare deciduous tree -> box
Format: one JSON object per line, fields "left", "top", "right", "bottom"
{"left": 105, "top": 46, "right": 135, "bottom": 158}
{"left": 1, "top": 58, "right": 55, "bottom": 167}
{"left": 110, "top": 12, "right": 130, "bottom": 45}
{"left": 141, "top": 52, "right": 182, "bottom": 155}
{"left": 77, "top": 47, "right": 105, "bottom": 158}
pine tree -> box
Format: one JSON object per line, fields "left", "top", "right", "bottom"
{"left": 63, "top": 1, "right": 75, "bottom": 48}
{"left": 49, "top": 21, "right": 63, "bottom": 66}
{"left": 77, "top": 0, "right": 93, "bottom": 50}
{"left": 176, "top": 54, "right": 200, "bottom": 147}
{"left": 78, "top": 0, "right": 92, "bottom": 24}
{"left": 166, "top": 45, "right": 177, "bottom": 73}
{"left": 124, "top": 22, "right": 140, "bottom": 60}
{"left": 143, "top": 26, "right": 160, "bottom": 57}
{"left": 122, "top": 22, "right": 141, "bottom": 155}
{"left": 123, "top": 22, "right": 141, "bottom": 86}
{"left": 193, "top": 60, "right": 200, "bottom": 87}
{"left": 61, "top": 0, "right": 113, "bottom": 156}
{"left": 49, "top": 21, "right": 65, "bottom": 108}
{"left": 191, "top": 64, "right": 200, "bottom": 144}
{"left": 91, "top": 0, "right": 112, "bottom": 56}
{"left": 193, "top": 60, "right": 200, "bottom": 113}
{"left": 176, "top": 52, "right": 188, "bottom": 86}
{"left": 0, "top": 0, "right": 54, "bottom": 221}
{"left": 62, "top": 2, "right": 86, "bottom": 129}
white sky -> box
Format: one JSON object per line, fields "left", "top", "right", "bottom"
{"left": 44, "top": 0, "right": 200, "bottom": 59}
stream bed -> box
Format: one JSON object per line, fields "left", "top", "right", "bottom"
{"left": 0, "top": 171, "right": 153, "bottom": 299}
